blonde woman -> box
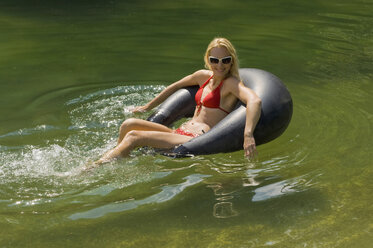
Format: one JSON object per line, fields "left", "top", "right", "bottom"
{"left": 96, "top": 38, "right": 261, "bottom": 164}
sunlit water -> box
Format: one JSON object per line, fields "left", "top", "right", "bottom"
{"left": 1, "top": 0, "right": 372, "bottom": 247}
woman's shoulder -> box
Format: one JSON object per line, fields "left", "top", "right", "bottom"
{"left": 224, "top": 75, "right": 241, "bottom": 85}
{"left": 193, "top": 69, "right": 212, "bottom": 78}
{"left": 192, "top": 69, "right": 213, "bottom": 85}
{"left": 221, "top": 75, "right": 242, "bottom": 94}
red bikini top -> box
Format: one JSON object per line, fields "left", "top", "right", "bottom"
{"left": 195, "top": 75, "right": 230, "bottom": 115}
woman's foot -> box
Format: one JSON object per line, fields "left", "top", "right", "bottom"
{"left": 82, "top": 160, "right": 100, "bottom": 171}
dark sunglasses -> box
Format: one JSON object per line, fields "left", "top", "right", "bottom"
{"left": 208, "top": 56, "right": 232, "bottom": 64}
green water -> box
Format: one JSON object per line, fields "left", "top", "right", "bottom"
{"left": 1, "top": 0, "right": 372, "bottom": 247}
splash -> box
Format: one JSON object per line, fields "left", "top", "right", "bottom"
{"left": 0, "top": 84, "right": 165, "bottom": 201}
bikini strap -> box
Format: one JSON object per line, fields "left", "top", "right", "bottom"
{"left": 218, "top": 106, "right": 230, "bottom": 114}
{"left": 216, "top": 79, "right": 230, "bottom": 114}
{"left": 217, "top": 79, "right": 225, "bottom": 89}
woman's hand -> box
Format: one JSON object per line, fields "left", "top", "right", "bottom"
{"left": 132, "top": 105, "right": 149, "bottom": 113}
{"left": 243, "top": 133, "right": 258, "bottom": 160}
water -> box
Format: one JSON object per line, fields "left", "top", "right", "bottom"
{"left": 1, "top": 0, "right": 372, "bottom": 247}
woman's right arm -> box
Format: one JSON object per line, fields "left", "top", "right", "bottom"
{"left": 133, "top": 70, "right": 207, "bottom": 113}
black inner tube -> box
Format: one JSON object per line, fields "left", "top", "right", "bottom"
{"left": 147, "top": 68, "right": 293, "bottom": 157}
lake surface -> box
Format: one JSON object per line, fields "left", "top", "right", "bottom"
{"left": 1, "top": 0, "right": 372, "bottom": 247}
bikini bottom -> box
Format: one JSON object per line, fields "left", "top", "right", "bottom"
{"left": 174, "top": 128, "right": 199, "bottom": 138}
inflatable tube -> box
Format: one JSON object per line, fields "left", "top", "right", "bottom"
{"left": 147, "top": 68, "right": 293, "bottom": 157}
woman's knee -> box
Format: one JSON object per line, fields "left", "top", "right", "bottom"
{"left": 120, "top": 118, "right": 140, "bottom": 133}
{"left": 123, "top": 130, "right": 143, "bottom": 145}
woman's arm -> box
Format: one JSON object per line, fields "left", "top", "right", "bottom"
{"left": 133, "top": 70, "right": 207, "bottom": 113}
{"left": 228, "top": 79, "right": 262, "bottom": 159}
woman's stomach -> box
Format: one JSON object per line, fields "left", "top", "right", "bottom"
{"left": 178, "top": 120, "right": 209, "bottom": 136}
{"left": 179, "top": 107, "right": 228, "bottom": 135}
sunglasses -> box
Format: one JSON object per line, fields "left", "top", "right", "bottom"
{"left": 208, "top": 56, "right": 232, "bottom": 64}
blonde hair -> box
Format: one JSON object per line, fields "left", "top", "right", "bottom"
{"left": 204, "top": 37, "right": 240, "bottom": 80}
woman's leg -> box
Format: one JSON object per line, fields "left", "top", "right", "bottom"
{"left": 117, "top": 118, "right": 173, "bottom": 144}
{"left": 96, "top": 130, "right": 193, "bottom": 164}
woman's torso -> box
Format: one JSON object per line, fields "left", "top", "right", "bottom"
{"left": 179, "top": 70, "right": 238, "bottom": 135}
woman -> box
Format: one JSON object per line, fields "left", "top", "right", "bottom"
{"left": 96, "top": 37, "right": 261, "bottom": 164}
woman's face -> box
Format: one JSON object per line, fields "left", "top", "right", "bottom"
{"left": 208, "top": 46, "right": 232, "bottom": 78}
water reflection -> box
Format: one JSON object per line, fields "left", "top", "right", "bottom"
{"left": 202, "top": 149, "right": 316, "bottom": 219}
{"left": 69, "top": 174, "right": 210, "bottom": 220}
{"left": 213, "top": 202, "right": 238, "bottom": 219}
{"left": 253, "top": 178, "right": 303, "bottom": 202}
{"left": 207, "top": 183, "right": 238, "bottom": 218}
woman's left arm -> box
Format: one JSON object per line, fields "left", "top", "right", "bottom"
{"left": 229, "top": 80, "right": 262, "bottom": 159}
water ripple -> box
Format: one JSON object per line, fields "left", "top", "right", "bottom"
{"left": 69, "top": 174, "right": 210, "bottom": 220}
